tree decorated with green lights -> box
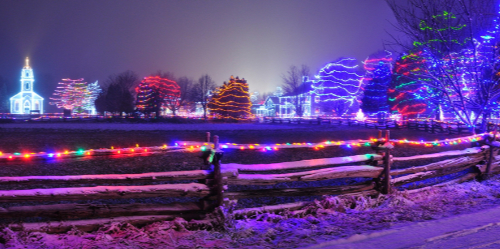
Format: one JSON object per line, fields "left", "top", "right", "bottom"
{"left": 388, "top": 0, "right": 500, "bottom": 130}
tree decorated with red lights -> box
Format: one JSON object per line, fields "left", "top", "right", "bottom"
{"left": 388, "top": 51, "right": 438, "bottom": 118}
{"left": 50, "top": 78, "right": 100, "bottom": 114}
{"left": 208, "top": 75, "right": 252, "bottom": 120}
{"left": 135, "top": 76, "right": 180, "bottom": 117}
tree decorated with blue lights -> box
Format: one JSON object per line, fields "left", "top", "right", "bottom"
{"left": 83, "top": 81, "right": 101, "bottom": 114}
{"left": 309, "top": 58, "right": 362, "bottom": 116}
{"left": 361, "top": 61, "right": 391, "bottom": 117}
{"left": 388, "top": 0, "right": 500, "bottom": 130}
{"left": 361, "top": 50, "right": 393, "bottom": 119}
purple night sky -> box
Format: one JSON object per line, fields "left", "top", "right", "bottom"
{"left": 0, "top": 0, "right": 399, "bottom": 107}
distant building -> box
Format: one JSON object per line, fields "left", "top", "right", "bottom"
{"left": 10, "top": 57, "right": 44, "bottom": 114}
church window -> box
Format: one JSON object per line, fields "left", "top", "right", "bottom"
{"left": 15, "top": 101, "right": 19, "bottom": 111}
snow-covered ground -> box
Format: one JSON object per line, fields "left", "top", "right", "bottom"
{"left": 0, "top": 122, "right": 301, "bottom": 131}
{"left": 310, "top": 205, "right": 500, "bottom": 248}
{"left": 1, "top": 176, "right": 499, "bottom": 248}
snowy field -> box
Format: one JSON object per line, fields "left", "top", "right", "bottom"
{"left": 0, "top": 122, "right": 302, "bottom": 131}
{"left": 0, "top": 121, "right": 495, "bottom": 248}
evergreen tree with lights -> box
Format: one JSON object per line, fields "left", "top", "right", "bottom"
{"left": 135, "top": 76, "right": 180, "bottom": 118}
{"left": 388, "top": 51, "right": 440, "bottom": 119}
{"left": 208, "top": 75, "right": 252, "bottom": 120}
{"left": 361, "top": 61, "right": 391, "bottom": 120}
{"left": 309, "top": 58, "right": 362, "bottom": 116}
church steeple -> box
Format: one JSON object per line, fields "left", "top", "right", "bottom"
{"left": 24, "top": 57, "right": 30, "bottom": 69}
{"left": 10, "top": 57, "right": 44, "bottom": 114}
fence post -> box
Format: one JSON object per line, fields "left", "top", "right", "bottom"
{"left": 483, "top": 131, "right": 498, "bottom": 180}
{"left": 212, "top": 135, "right": 224, "bottom": 208}
{"left": 373, "top": 130, "right": 392, "bottom": 194}
{"left": 382, "top": 130, "right": 392, "bottom": 194}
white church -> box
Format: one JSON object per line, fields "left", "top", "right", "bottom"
{"left": 10, "top": 57, "right": 44, "bottom": 114}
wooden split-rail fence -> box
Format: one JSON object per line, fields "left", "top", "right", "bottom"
{"left": 261, "top": 116, "right": 500, "bottom": 134}
{"left": 0, "top": 131, "right": 499, "bottom": 233}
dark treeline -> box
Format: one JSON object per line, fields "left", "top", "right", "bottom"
{"left": 94, "top": 70, "right": 217, "bottom": 118}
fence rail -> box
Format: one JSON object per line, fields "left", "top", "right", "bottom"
{"left": 260, "top": 117, "right": 500, "bottom": 134}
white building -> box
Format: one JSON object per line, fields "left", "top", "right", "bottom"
{"left": 10, "top": 57, "right": 44, "bottom": 114}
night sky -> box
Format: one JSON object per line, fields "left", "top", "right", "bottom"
{"left": 0, "top": 0, "right": 399, "bottom": 111}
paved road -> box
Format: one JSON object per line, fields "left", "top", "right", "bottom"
{"left": 308, "top": 205, "right": 500, "bottom": 249}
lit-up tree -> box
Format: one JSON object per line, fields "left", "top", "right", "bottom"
{"left": 361, "top": 61, "right": 391, "bottom": 118}
{"left": 309, "top": 58, "right": 363, "bottom": 116}
{"left": 388, "top": 0, "right": 500, "bottom": 130}
{"left": 50, "top": 78, "right": 96, "bottom": 114}
{"left": 361, "top": 51, "right": 393, "bottom": 120}
{"left": 208, "top": 75, "right": 252, "bottom": 120}
{"left": 389, "top": 51, "right": 439, "bottom": 118}
{"left": 135, "top": 76, "right": 180, "bottom": 118}
{"left": 83, "top": 81, "right": 101, "bottom": 114}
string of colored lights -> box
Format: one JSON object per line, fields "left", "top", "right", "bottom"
{"left": 177, "top": 132, "right": 490, "bottom": 151}
{"left": 208, "top": 76, "right": 252, "bottom": 120}
{"left": 0, "top": 132, "right": 494, "bottom": 162}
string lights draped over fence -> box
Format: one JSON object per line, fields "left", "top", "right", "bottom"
{"left": 0, "top": 132, "right": 494, "bottom": 162}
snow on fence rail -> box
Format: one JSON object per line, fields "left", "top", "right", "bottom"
{"left": 1, "top": 131, "right": 500, "bottom": 233}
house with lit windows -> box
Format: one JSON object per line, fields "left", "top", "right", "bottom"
{"left": 256, "top": 91, "right": 318, "bottom": 117}
{"left": 10, "top": 57, "right": 44, "bottom": 114}
{"left": 255, "top": 80, "right": 319, "bottom": 117}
